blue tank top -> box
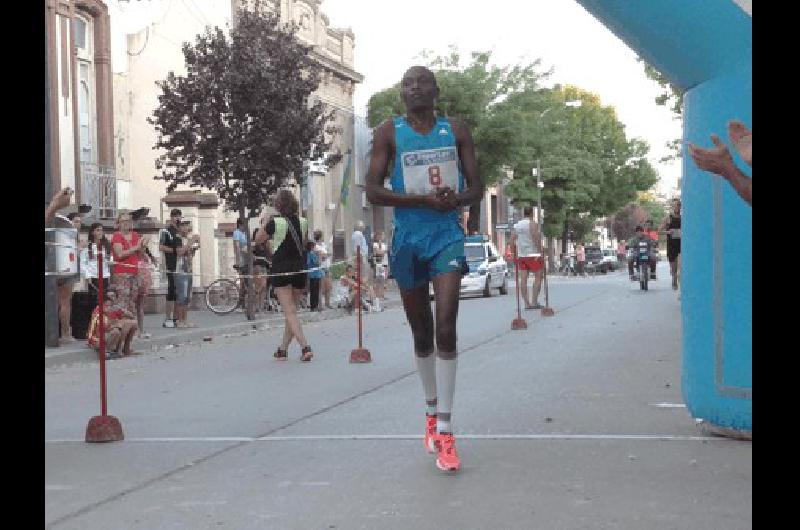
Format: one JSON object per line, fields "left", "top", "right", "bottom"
{"left": 390, "top": 116, "right": 465, "bottom": 232}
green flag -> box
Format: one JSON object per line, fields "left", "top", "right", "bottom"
{"left": 340, "top": 153, "right": 352, "bottom": 207}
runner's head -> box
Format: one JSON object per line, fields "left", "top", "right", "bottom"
{"left": 671, "top": 198, "right": 681, "bottom": 215}
{"left": 635, "top": 225, "right": 644, "bottom": 234}
{"left": 313, "top": 229, "right": 323, "bottom": 242}
{"left": 400, "top": 66, "right": 439, "bottom": 112}
{"left": 523, "top": 206, "right": 533, "bottom": 217}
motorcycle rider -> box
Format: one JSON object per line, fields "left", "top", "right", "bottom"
{"left": 628, "top": 226, "right": 655, "bottom": 281}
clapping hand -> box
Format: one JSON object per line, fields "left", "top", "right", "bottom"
{"left": 688, "top": 134, "right": 736, "bottom": 177}
{"left": 49, "top": 188, "right": 72, "bottom": 211}
{"left": 727, "top": 120, "right": 752, "bottom": 167}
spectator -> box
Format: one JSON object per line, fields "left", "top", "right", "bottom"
{"left": 575, "top": 242, "right": 586, "bottom": 277}
{"left": 351, "top": 220, "right": 369, "bottom": 273}
{"left": 306, "top": 240, "right": 323, "bottom": 311}
{"left": 45, "top": 187, "right": 72, "bottom": 225}
{"left": 313, "top": 230, "right": 333, "bottom": 309}
{"left": 56, "top": 212, "right": 82, "bottom": 343}
{"left": 174, "top": 221, "right": 199, "bottom": 328}
{"left": 87, "top": 287, "right": 138, "bottom": 359}
{"left": 687, "top": 120, "right": 752, "bottom": 206}
{"left": 616, "top": 240, "right": 626, "bottom": 263}
{"left": 372, "top": 231, "right": 388, "bottom": 300}
{"left": 252, "top": 226, "right": 270, "bottom": 312}
{"left": 257, "top": 190, "right": 314, "bottom": 361}
{"left": 111, "top": 212, "right": 146, "bottom": 317}
{"left": 158, "top": 209, "right": 182, "bottom": 328}
{"left": 339, "top": 264, "right": 378, "bottom": 313}
{"left": 67, "top": 213, "right": 87, "bottom": 251}
{"left": 80, "top": 222, "right": 112, "bottom": 311}
{"left": 232, "top": 218, "right": 248, "bottom": 268}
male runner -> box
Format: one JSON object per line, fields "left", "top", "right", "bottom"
{"left": 510, "top": 206, "right": 544, "bottom": 309}
{"left": 365, "top": 66, "right": 483, "bottom": 472}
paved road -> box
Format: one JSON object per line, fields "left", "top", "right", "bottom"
{"left": 45, "top": 263, "right": 752, "bottom": 529}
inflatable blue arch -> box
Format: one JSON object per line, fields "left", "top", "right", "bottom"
{"left": 574, "top": 0, "right": 752, "bottom": 432}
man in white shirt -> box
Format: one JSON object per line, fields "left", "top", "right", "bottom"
{"left": 510, "top": 206, "right": 544, "bottom": 310}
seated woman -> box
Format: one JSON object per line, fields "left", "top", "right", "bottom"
{"left": 339, "top": 264, "right": 379, "bottom": 313}
{"left": 87, "top": 288, "right": 139, "bottom": 359}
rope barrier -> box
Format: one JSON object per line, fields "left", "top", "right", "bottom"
{"left": 45, "top": 240, "right": 353, "bottom": 280}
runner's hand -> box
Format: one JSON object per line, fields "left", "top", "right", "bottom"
{"left": 436, "top": 186, "right": 460, "bottom": 209}
{"left": 422, "top": 192, "right": 452, "bottom": 212}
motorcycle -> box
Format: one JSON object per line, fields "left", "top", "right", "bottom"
{"left": 633, "top": 240, "right": 651, "bottom": 291}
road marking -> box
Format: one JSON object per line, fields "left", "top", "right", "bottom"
{"left": 45, "top": 433, "right": 731, "bottom": 443}
{"left": 650, "top": 403, "right": 687, "bottom": 408}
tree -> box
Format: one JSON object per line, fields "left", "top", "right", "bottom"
{"left": 639, "top": 58, "right": 684, "bottom": 163}
{"left": 503, "top": 85, "right": 657, "bottom": 251}
{"left": 149, "top": 3, "right": 340, "bottom": 318}
{"left": 610, "top": 203, "right": 649, "bottom": 242}
{"left": 367, "top": 48, "right": 551, "bottom": 187}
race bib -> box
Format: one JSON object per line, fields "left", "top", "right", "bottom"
{"left": 401, "top": 147, "right": 459, "bottom": 195}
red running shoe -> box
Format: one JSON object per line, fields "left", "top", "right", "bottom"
{"left": 425, "top": 415, "right": 437, "bottom": 453}
{"left": 435, "top": 433, "right": 461, "bottom": 472}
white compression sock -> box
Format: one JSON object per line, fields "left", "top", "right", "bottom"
{"left": 415, "top": 353, "right": 437, "bottom": 416}
{"left": 436, "top": 356, "right": 458, "bottom": 433}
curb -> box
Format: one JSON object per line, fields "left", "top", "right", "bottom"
{"left": 45, "top": 299, "right": 403, "bottom": 368}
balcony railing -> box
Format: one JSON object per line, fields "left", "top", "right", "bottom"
{"left": 80, "top": 162, "right": 117, "bottom": 219}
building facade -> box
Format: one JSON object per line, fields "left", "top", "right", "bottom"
{"left": 112, "top": 0, "right": 364, "bottom": 292}
{"left": 46, "top": 0, "right": 117, "bottom": 217}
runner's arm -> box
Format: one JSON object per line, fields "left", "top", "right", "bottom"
{"left": 449, "top": 118, "right": 484, "bottom": 209}
{"left": 364, "top": 120, "right": 448, "bottom": 210}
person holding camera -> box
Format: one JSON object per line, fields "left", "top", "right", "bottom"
{"left": 174, "top": 221, "right": 199, "bottom": 328}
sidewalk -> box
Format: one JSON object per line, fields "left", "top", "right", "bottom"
{"left": 45, "top": 296, "right": 402, "bottom": 368}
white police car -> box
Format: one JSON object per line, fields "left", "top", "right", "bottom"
{"left": 430, "top": 235, "right": 509, "bottom": 298}
{"left": 462, "top": 235, "right": 509, "bottom": 296}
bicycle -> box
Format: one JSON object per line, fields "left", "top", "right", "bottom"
{"left": 204, "top": 265, "right": 250, "bottom": 315}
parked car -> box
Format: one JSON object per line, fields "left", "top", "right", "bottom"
{"left": 600, "top": 248, "right": 622, "bottom": 272}
{"left": 585, "top": 246, "right": 604, "bottom": 273}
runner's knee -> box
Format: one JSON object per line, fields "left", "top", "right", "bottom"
{"left": 435, "top": 324, "right": 457, "bottom": 354}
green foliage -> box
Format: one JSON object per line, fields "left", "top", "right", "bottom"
{"left": 367, "top": 48, "right": 551, "bottom": 186}
{"left": 609, "top": 198, "right": 665, "bottom": 241}
{"left": 639, "top": 58, "right": 684, "bottom": 162}
{"left": 504, "top": 85, "right": 658, "bottom": 239}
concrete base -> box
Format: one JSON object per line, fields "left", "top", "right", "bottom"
{"left": 85, "top": 415, "right": 124, "bottom": 443}
{"left": 349, "top": 348, "right": 372, "bottom": 363}
{"left": 511, "top": 317, "right": 528, "bottom": 330}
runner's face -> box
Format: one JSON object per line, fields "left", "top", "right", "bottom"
{"left": 93, "top": 226, "right": 103, "bottom": 240}
{"left": 401, "top": 68, "right": 438, "bottom": 111}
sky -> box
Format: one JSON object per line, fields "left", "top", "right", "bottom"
{"left": 108, "top": 0, "right": 682, "bottom": 196}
